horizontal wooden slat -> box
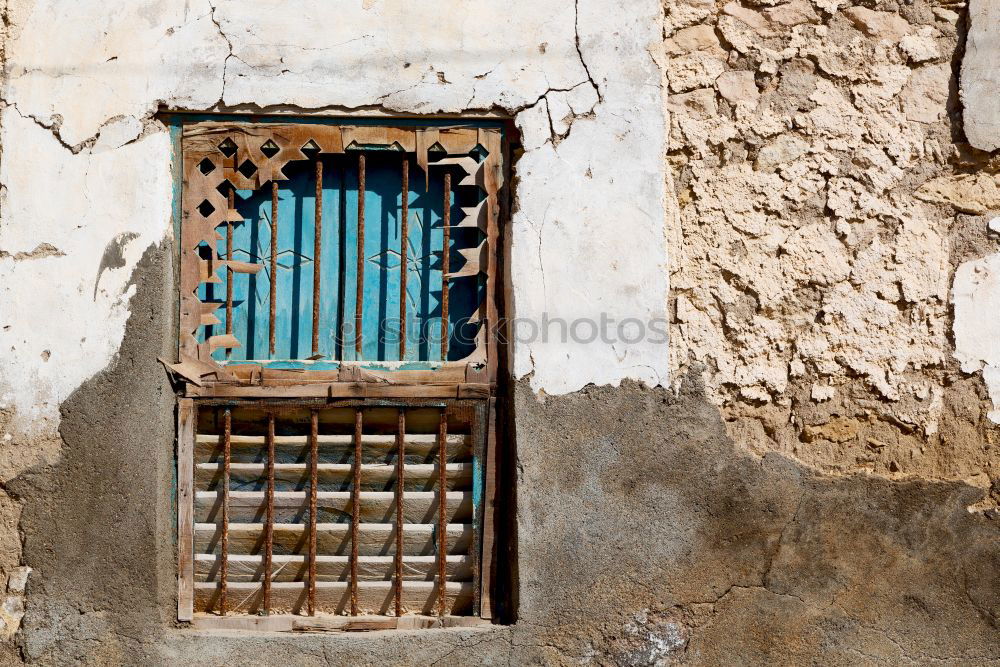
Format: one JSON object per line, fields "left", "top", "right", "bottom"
{"left": 195, "top": 463, "right": 472, "bottom": 492}
{"left": 220, "top": 365, "right": 467, "bottom": 380}
{"left": 224, "top": 260, "right": 262, "bottom": 274}
{"left": 190, "top": 613, "right": 490, "bottom": 632}
{"left": 195, "top": 522, "right": 471, "bottom": 556}
{"left": 195, "top": 490, "right": 471, "bottom": 524}
{"left": 194, "top": 433, "right": 472, "bottom": 464}
{"left": 184, "top": 382, "right": 491, "bottom": 399}
{"left": 194, "top": 581, "right": 473, "bottom": 615}
{"left": 195, "top": 554, "right": 472, "bottom": 582}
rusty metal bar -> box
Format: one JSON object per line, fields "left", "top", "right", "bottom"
{"left": 312, "top": 161, "right": 323, "bottom": 357}
{"left": 399, "top": 159, "right": 409, "bottom": 360}
{"left": 263, "top": 412, "right": 275, "bottom": 613}
{"left": 351, "top": 407, "right": 362, "bottom": 615}
{"left": 394, "top": 408, "right": 405, "bottom": 616}
{"left": 355, "top": 154, "right": 365, "bottom": 359}
{"left": 225, "top": 188, "right": 234, "bottom": 359}
{"left": 437, "top": 408, "right": 448, "bottom": 616}
{"left": 440, "top": 173, "right": 451, "bottom": 361}
{"left": 269, "top": 181, "right": 279, "bottom": 356}
{"left": 220, "top": 408, "right": 231, "bottom": 615}
{"left": 307, "top": 410, "right": 319, "bottom": 616}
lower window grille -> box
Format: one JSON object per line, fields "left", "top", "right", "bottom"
{"left": 177, "top": 399, "right": 492, "bottom": 629}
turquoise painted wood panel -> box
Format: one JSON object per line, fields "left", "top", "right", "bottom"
{"left": 198, "top": 153, "right": 485, "bottom": 367}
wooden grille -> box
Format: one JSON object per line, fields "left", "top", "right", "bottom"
{"left": 178, "top": 121, "right": 501, "bottom": 374}
{"left": 178, "top": 400, "right": 490, "bottom": 628}
{"left": 172, "top": 119, "right": 504, "bottom": 631}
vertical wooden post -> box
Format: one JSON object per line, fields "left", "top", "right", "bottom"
{"left": 483, "top": 130, "right": 502, "bottom": 383}
{"left": 479, "top": 398, "right": 497, "bottom": 619}
{"left": 176, "top": 399, "right": 195, "bottom": 622}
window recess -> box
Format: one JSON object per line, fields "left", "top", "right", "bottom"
{"left": 170, "top": 119, "right": 504, "bottom": 631}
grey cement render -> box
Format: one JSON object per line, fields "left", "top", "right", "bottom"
{"left": 2, "top": 245, "right": 996, "bottom": 665}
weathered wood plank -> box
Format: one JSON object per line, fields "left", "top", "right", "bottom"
{"left": 193, "top": 580, "right": 473, "bottom": 615}
{"left": 177, "top": 399, "right": 195, "bottom": 622}
{"left": 194, "top": 522, "right": 472, "bottom": 557}
{"left": 216, "top": 365, "right": 469, "bottom": 384}
{"left": 479, "top": 397, "right": 497, "bottom": 619}
{"left": 195, "top": 490, "right": 472, "bottom": 524}
{"left": 194, "top": 554, "right": 472, "bottom": 583}
{"left": 184, "top": 382, "right": 492, "bottom": 399}
{"left": 194, "top": 433, "right": 472, "bottom": 464}
{"left": 195, "top": 462, "right": 472, "bottom": 492}
{"left": 190, "top": 612, "right": 490, "bottom": 632}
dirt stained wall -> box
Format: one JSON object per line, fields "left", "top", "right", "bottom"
{"left": 1, "top": 246, "right": 994, "bottom": 664}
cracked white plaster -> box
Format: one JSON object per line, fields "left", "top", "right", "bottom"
{"left": 0, "top": 0, "right": 671, "bottom": 441}
{"left": 214, "top": 0, "right": 591, "bottom": 114}
{"left": 5, "top": 0, "right": 228, "bottom": 147}
{"left": 0, "top": 109, "right": 173, "bottom": 439}
{"left": 953, "top": 253, "right": 1000, "bottom": 423}
{"left": 510, "top": 0, "right": 667, "bottom": 393}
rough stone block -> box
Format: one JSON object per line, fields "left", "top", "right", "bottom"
{"left": 961, "top": 0, "right": 1000, "bottom": 151}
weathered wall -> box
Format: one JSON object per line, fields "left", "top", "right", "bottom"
{"left": 0, "top": 0, "right": 998, "bottom": 664}
{"left": 6, "top": 256, "right": 999, "bottom": 663}
{"left": 664, "top": 0, "right": 999, "bottom": 491}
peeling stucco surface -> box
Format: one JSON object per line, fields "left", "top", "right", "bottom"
{"left": 664, "top": 0, "right": 999, "bottom": 484}
{"left": 0, "top": 0, "right": 669, "bottom": 435}
{"left": 953, "top": 251, "right": 1000, "bottom": 423}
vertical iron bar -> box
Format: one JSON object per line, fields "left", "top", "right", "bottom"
{"left": 355, "top": 155, "right": 366, "bottom": 359}
{"left": 440, "top": 173, "right": 451, "bottom": 361}
{"left": 225, "top": 188, "right": 234, "bottom": 359}
{"left": 312, "top": 160, "right": 323, "bottom": 357}
{"left": 394, "top": 409, "right": 405, "bottom": 616}
{"left": 308, "top": 410, "right": 319, "bottom": 616}
{"left": 399, "top": 159, "right": 409, "bottom": 360}
{"left": 220, "top": 408, "right": 231, "bottom": 616}
{"left": 269, "top": 181, "right": 279, "bottom": 356}
{"left": 437, "top": 409, "right": 448, "bottom": 617}
{"left": 263, "top": 413, "right": 275, "bottom": 613}
{"left": 351, "top": 408, "right": 362, "bottom": 615}
{"left": 336, "top": 167, "right": 347, "bottom": 361}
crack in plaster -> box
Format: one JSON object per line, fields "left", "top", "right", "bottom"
{"left": 573, "top": 0, "right": 603, "bottom": 104}
{"left": 207, "top": 0, "right": 234, "bottom": 108}
{"left": 1, "top": 101, "right": 155, "bottom": 156}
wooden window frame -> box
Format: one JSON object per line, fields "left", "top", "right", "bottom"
{"left": 171, "top": 119, "right": 505, "bottom": 631}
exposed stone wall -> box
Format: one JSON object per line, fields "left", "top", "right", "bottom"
{"left": 664, "top": 0, "right": 999, "bottom": 490}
